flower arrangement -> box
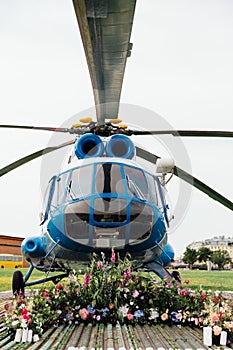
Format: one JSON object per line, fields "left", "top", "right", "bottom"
{"left": 4, "top": 251, "right": 233, "bottom": 346}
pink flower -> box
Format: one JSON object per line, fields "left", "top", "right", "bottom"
{"left": 176, "top": 313, "right": 182, "bottom": 321}
{"left": 132, "top": 290, "right": 139, "bottom": 298}
{"left": 127, "top": 312, "right": 134, "bottom": 320}
{"left": 83, "top": 274, "right": 91, "bottom": 287}
{"left": 127, "top": 267, "right": 131, "bottom": 281}
{"left": 97, "top": 261, "right": 103, "bottom": 269}
{"left": 122, "top": 271, "right": 127, "bottom": 280}
{"left": 79, "top": 308, "right": 89, "bottom": 320}
{"left": 182, "top": 290, "right": 189, "bottom": 297}
{"left": 111, "top": 250, "right": 116, "bottom": 263}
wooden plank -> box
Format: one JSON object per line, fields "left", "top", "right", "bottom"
{"left": 0, "top": 323, "right": 231, "bottom": 349}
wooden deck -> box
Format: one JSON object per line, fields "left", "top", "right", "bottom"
{"left": 0, "top": 322, "right": 210, "bottom": 350}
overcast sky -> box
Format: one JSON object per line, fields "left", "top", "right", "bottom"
{"left": 0, "top": 0, "right": 232, "bottom": 257}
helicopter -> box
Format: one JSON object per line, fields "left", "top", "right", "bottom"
{"left": 0, "top": 0, "right": 232, "bottom": 294}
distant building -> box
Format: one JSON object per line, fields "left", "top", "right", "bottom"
{"left": 188, "top": 235, "right": 233, "bottom": 260}
{"left": 0, "top": 235, "right": 29, "bottom": 267}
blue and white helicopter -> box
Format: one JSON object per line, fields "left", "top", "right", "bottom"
{"left": 0, "top": 0, "right": 232, "bottom": 294}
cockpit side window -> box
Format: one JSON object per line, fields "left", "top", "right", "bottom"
{"left": 41, "top": 176, "right": 56, "bottom": 224}
{"left": 68, "top": 165, "right": 93, "bottom": 199}
{"left": 124, "top": 166, "right": 149, "bottom": 201}
{"left": 52, "top": 172, "right": 69, "bottom": 208}
{"left": 146, "top": 173, "right": 158, "bottom": 204}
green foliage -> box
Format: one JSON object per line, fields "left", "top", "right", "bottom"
{"left": 183, "top": 247, "right": 198, "bottom": 267}
{"left": 211, "top": 250, "right": 231, "bottom": 269}
{"left": 197, "top": 247, "right": 213, "bottom": 263}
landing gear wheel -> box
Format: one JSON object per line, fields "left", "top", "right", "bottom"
{"left": 12, "top": 270, "right": 25, "bottom": 296}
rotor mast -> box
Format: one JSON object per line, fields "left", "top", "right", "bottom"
{"left": 73, "top": 0, "right": 136, "bottom": 125}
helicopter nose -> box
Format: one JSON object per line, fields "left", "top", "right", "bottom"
{"left": 63, "top": 196, "right": 155, "bottom": 248}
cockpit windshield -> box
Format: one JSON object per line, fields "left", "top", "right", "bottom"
{"left": 43, "top": 162, "right": 161, "bottom": 217}
{"left": 43, "top": 162, "right": 167, "bottom": 248}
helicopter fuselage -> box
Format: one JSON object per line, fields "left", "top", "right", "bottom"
{"left": 21, "top": 134, "right": 174, "bottom": 285}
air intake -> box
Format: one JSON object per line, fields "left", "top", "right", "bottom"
{"left": 106, "top": 134, "right": 135, "bottom": 159}
{"left": 75, "top": 133, "right": 104, "bottom": 159}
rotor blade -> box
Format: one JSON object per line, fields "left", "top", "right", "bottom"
{"left": 135, "top": 146, "right": 233, "bottom": 211}
{"left": 135, "top": 146, "right": 160, "bottom": 163}
{"left": 174, "top": 166, "right": 233, "bottom": 211}
{"left": 0, "top": 139, "right": 75, "bottom": 177}
{"left": 132, "top": 130, "right": 233, "bottom": 137}
{"left": 73, "top": 0, "right": 136, "bottom": 124}
{"left": 0, "top": 124, "right": 70, "bottom": 133}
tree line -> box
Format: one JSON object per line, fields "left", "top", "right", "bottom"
{"left": 182, "top": 246, "right": 232, "bottom": 269}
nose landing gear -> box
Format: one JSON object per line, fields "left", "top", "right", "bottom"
{"left": 12, "top": 270, "right": 25, "bottom": 296}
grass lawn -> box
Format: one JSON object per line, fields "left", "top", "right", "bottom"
{"left": 177, "top": 269, "right": 233, "bottom": 291}
{"left": 0, "top": 268, "right": 233, "bottom": 293}
{"left": 0, "top": 268, "right": 63, "bottom": 292}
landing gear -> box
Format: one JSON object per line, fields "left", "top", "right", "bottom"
{"left": 144, "top": 261, "right": 173, "bottom": 281}
{"left": 12, "top": 270, "right": 25, "bottom": 296}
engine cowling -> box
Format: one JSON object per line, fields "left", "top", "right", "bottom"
{"left": 75, "top": 133, "right": 104, "bottom": 159}
{"left": 106, "top": 134, "right": 135, "bottom": 159}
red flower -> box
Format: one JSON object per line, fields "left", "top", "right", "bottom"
{"left": 42, "top": 289, "right": 50, "bottom": 298}
{"left": 201, "top": 293, "right": 208, "bottom": 302}
{"left": 21, "top": 307, "right": 28, "bottom": 315}
{"left": 56, "top": 284, "right": 63, "bottom": 290}
{"left": 22, "top": 313, "right": 30, "bottom": 322}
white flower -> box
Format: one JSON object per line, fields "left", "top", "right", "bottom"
{"left": 12, "top": 320, "right": 19, "bottom": 327}
{"left": 149, "top": 309, "right": 159, "bottom": 320}
{"left": 119, "top": 305, "right": 129, "bottom": 317}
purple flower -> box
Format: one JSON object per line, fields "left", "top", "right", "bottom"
{"left": 87, "top": 305, "right": 95, "bottom": 314}
{"left": 83, "top": 274, "right": 91, "bottom": 287}
{"left": 102, "top": 307, "right": 109, "bottom": 317}
{"left": 134, "top": 310, "right": 144, "bottom": 318}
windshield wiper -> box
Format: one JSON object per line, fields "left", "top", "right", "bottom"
{"left": 126, "top": 175, "right": 146, "bottom": 201}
